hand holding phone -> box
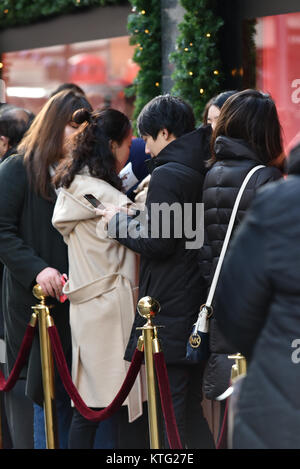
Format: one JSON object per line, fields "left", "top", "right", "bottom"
{"left": 59, "top": 274, "right": 68, "bottom": 303}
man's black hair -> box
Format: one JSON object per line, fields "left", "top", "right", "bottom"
{"left": 137, "top": 94, "right": 195, "bottom": 139}
{"left": 0, "top": 106, "right": 35, "bottom": 148}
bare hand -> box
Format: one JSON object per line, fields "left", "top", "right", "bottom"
{"left": 95, "top": 203, "right": 121, "bottom": 225}
{"left": 36, "top": 267, "right": 63, "bottom": 300}
{"left": 95, "top": 203, "right": 137, "bottom": 224}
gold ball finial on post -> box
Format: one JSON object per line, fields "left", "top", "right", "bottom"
{"left": 32, "top": 284, "right": 47, "bottom": 304}
{"left": 137, "top": 296, "right": 161, "bottom": 325}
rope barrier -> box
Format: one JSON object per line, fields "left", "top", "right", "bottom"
{"left": 0, "top": 297, "right": 183, "bottom": 450}
{"left": 0, "top": 322, "right": 36, "bottom": 392}
{"left": 153, "top": 352, "right": 183, "bottom": 449}
{"left": 216, "top": 397, "right": 228, "bottom": 449}
{"left": 47, "top": 324, "right": 144, "bottom": 422}
{"left": 49, "top": 325, "right": 183, "bottom": 449}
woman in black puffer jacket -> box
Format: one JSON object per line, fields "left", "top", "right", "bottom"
{"left": 199, "top": 90, "right": 285, "bottom": 422}
{"left": 213, "top": 143, "right": 300, "bottom": 448}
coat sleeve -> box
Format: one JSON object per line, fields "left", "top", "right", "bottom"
{"left": 214, "top": 192, "right": 272, "bottom": 358}
{"left": 107, "top": 165, "right": 179, "bottom": 259}
{"left": 0, "top": 156, "right": 48, "bottom": 290}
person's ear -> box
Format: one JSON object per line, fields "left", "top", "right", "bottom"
{"left": 161, "top": 128, "right": 170, "bottom": 141}
{"left": 109, "top": 139, "right": 118, "bottom": 155}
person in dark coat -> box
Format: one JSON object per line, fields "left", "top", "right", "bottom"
{"left": 198, "top": 90, "right": 284, "bottom": 435}
{"left": 213, "top": 142, "right": 300, "bottom": 448}
{"left": 0, "top": 104, "right": 35, "bottom": 338}
{"left": 99, "top": 94, "right": 215, "bottom": 448}
{"left": 0, "top": 90, "right": 92, "bottom": 448}
{"left": 0, "top": 104, "right": 35, "bottom": 448}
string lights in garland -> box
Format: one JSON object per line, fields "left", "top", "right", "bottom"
{"left": 126, "top": 0, "right": 161, "bottom": 134}
{"left": 170, "top": 0, "right": 224, "bottom": 124}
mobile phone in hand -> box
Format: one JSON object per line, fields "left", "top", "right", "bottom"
{"left": 84, "top": 194, "right": 106, "bottom": 209}
{"left": 59, "top": 274, "right": 68, "bottom": 303}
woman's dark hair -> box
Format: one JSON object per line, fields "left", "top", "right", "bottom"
{"left": 202, "top": 91, "right": 237, "bottom": 125}
{"left": 209, "top": 89, "right": 284, "bottom": 166}
{"left": 53, "top": 108, "right": 131, "bottom": 191}
{"left": 19, "top": 90, "right": 92, "bottom": 199}
{"left": 137, "top": 94, "right": 195, "bottom": 139}
{"left": 211, "top": 90, "right": 238, "bottom": 110}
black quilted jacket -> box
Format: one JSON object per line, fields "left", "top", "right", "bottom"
{"left": 214, "top": 149, "right": 300, "bottom": 447}
{"left": 199, "top": 136, "right": 283, "bottom": 399}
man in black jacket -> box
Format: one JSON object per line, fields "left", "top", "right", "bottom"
{"left": 100, "top": 95, "right": 215, "bottom": 448}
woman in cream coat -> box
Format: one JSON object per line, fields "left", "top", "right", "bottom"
{"left": 52, "top": 108, "right": 145, "bottom": 449}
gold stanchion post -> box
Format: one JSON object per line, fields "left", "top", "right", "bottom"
{"left": 136, "top": 296, "right": 161, "bottom": 449}
{"left": 32, "top": 284, "right": 58, "bottom": 449}
{"left": 228, "top": 353, "right": 247, "bottom": 381}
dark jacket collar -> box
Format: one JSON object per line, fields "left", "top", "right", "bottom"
{"left": 146, "top": 126, "right": 211, "bottom": 175}
{"left": 214, "top": 136, "right": 261, "bottom": 163}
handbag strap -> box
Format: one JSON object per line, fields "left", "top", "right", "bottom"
{"left": 205, "top": 165, "right": 265, "bottom": 308}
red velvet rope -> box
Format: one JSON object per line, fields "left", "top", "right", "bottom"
{"left": 216, "top": 394, "right": 229, "bottom": 449}
{"left": 0, "top": 323, "right": 36, "bottom": 392}
{"left": 48, "top": 324, "right": 144, "bottom": 422}
{"left": 153, "top": 352, "right": 183, "bottom": 449}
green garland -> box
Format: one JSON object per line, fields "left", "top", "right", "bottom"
{"left": 0, "top": 0, "right": 227, "bottom": 131}
{"left": 0, "top": 0, "right": 127, "bottom": 28}
{"left": 170, "top": 0, "right": 224, "bottom": 123}
{"left": 126, "top": 0, "right": 161, "bottom": 132}
{"left": 0, "top": 0, "right": 161, "bottom": 134}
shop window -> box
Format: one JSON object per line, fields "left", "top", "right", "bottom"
{"left": 2, "top": 35, "right": 139, "bottom": 119}
{"left": 255, "top": 12, "right": 300, "bottom": 153}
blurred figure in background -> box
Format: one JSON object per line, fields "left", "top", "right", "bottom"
{"left": 199, "top": 89, "right": 284, "bottom": 441}
{"left": 214, "top": 142, "right": 300, "bottom": 448}
{"left": 0, "top": 104, "right": 34, "bottom": 162}
{"left": 0, "top": 89, "right": 92, "bottom": 448}
{"left": 202, "top": 90, "right": 237, "bottom": 130}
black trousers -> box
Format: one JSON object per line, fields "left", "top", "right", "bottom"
{"left": 69, "top": 403, "right": 150, "bottom": 449}
{"left": 164, "top": 363, "right": 215, "bottom": 449}
{"left": 68, "top": 365, "right": 215, "bottom": 450}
